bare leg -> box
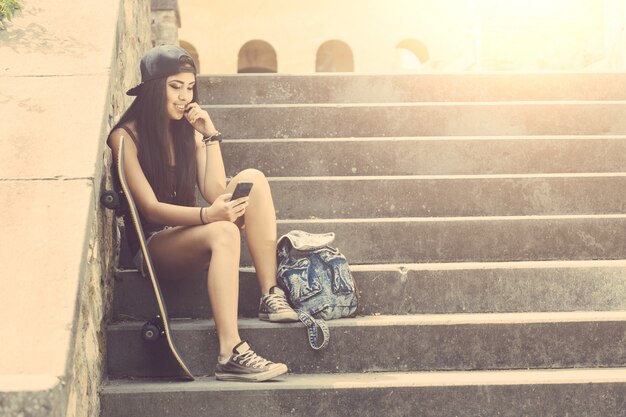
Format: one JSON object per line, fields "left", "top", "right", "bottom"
{"left": 227, "top": 169, "right": 277, "bottom": 294}
{"left": 148, "top": 221, "right": 242, "bottom": 359}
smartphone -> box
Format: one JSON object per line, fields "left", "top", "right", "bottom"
{"left": 230, "top": 182, "right": 253, "bottom": 201}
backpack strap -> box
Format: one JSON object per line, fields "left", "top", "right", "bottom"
{"left": 297, "top": 311, "right": 330, "bottom": 350}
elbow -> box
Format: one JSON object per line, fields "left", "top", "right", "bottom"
{"left": 141, "top": 202, "right": 162, "bottom": 225}
{"left": 143, "top": 212, "right": 159, "bottom": 225}
{"left": 206, "top": 190, "right": 224, "bottom": 204}
{"left": 203, "top": 184, "right": 226, "bottom": 204}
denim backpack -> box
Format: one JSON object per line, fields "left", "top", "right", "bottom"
{"left": 277, "top": 230, "right": 359, "bottom": 350}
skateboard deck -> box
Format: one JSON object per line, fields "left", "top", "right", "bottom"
{"left": 105, "top": 137, "right": 194, "bottom": 381}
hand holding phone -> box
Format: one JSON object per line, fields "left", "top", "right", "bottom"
{"left": 230, "top": 182, "right": 253, "bottom": 202}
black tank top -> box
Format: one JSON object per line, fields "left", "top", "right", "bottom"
{"left": 115, "top": 125, "right": 178, "bottom": 255}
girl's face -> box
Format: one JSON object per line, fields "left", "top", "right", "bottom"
{"left": 165, "top": 72, "right": 196, "bottom": 120}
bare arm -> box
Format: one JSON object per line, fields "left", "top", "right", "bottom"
{"left": 108, "top": 97, "right": 249, "bottom": 225}
{"left": 108, "top": 128, "right": 206, "bottom": 226}
{"left": 195, "top": 131, "right": 227, "bottom": 203}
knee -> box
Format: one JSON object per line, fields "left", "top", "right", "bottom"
{"left": 205, "top": 221, "right": 240, "bottom": 252}
{"left": 236, "top": 169, "right": 271, "bottom": 199}
{"left": 238, "top": 168, "right": 268, "bottom": 186}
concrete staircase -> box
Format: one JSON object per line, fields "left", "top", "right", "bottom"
{"left": 100, "top": 73, "right": 626, "bottom": 416}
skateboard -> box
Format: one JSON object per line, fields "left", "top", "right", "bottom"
{"left": 101, "top": 137, "right": 194, "bottom": 381}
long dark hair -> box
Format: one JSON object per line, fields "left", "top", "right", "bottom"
{"left": 112, "top": 77, "right": 198, "bottom": 207}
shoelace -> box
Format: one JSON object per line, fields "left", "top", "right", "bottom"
{"left": 266, "top": 293, "right": 292, "bottom": 311}
{"left": 234, "top": 349, "right": 272, "bottom": 368}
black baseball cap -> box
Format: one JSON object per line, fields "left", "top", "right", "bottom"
{"left": 126, "top": 44, "right": 197, "bottom": 96}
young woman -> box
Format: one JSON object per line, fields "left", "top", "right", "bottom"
{"left": 107, "top": 44, "right": 298, "bottom": 382}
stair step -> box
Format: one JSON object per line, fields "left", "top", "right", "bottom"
{"left": 223, "top": 136, "right": 626, "bottom": 177}
{"left": 101, "top": 369, "right": 626, "bottom": 417}
{"left": 112, "top": 261, "right": 626, "bottom": 320}
{"left": 119, "top": 216, "right": 626, "bottom": 267}
{"left": 237, "top": 215, "right": 626, "bottom": 264}
{"left": 261, "top": 174, "right": 626, "bottom": 218}
{"left": 106, "top": 312, "right": 626, "bottom": 378}
{"left": 197, "top": 73, "right": 626, "bottom": 104}
{"left": 204, "top": 101, "right": 626, "bottom": 138}
{"left": 106, "top": 73, "right": 626, "bottom": 416}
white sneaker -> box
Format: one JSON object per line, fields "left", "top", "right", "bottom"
{"left": 215, "top": 341, "right": 288, "bottom": 382}
{"left": 258, "top": 286, "right": 299, "bottom": 322}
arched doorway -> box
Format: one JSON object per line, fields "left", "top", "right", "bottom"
{"left": 316, "top": 40, "right": 354, "bottom": 72}
{"left": 394, "top": 39, "right": 430, "bottom": 71}
{"left": 179, "top": 40, "right": 200, "bottom": 70}
{"left": 238, "top": 40, "right": 278, "bottom": 73}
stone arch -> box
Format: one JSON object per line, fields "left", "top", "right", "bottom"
{"left": 238, "top": 40, "right": 278, "bottom": 73}
{"left": 395, "top": 39, "right": 430, "bottom": 71}
{"left": 179, "top": 40, "right": 200, "bottom": 70}
{"left": 316, "top": 40, "right": 354, "bottom": 72}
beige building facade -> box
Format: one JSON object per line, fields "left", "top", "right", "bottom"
{"left": 178, "top": 0, "right": 626, "bottom": 74}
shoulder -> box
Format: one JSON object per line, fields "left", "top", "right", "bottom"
{"left": 109, "top": 121, "right": 139, "bottom": 145}
{"left": 108, "top": 125, "right": 139, "bottom": 155}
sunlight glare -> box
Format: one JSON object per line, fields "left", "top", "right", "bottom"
{"left": 474, "top": 0, "right": 605, "bottom": 70}
{"left": 479, "top": 0, "right": 573, "bottom": 21}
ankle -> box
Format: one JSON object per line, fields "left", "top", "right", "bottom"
{"left": 219, "top": 338, "right": 242, "bottom": 360}
{"left": 259, "top": 281, "right": 279, "bottom": 295}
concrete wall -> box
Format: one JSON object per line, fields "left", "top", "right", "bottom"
{"left": 152, "top": 9, "right": 179, "bottom": 46}
{"left": 64, "top": 4, "right": 152, "bottom": 416}
{"left": 177, "top": 0, "right": 625, "bottom": 74}
{"left": 152, "top": 0, "right": 181, "bottom": 46}
{"left": 176, "top": 0, "right": 470, "bottom": 73}
{"left": 0, "top": 0, "right": 150, "bottom": 416}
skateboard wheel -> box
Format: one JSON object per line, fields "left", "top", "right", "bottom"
{"left": 100, "top": 190, "right": 120, "bottom": 209}
{"left": 142, "top": 323, "right": 161, "bottom": 342}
